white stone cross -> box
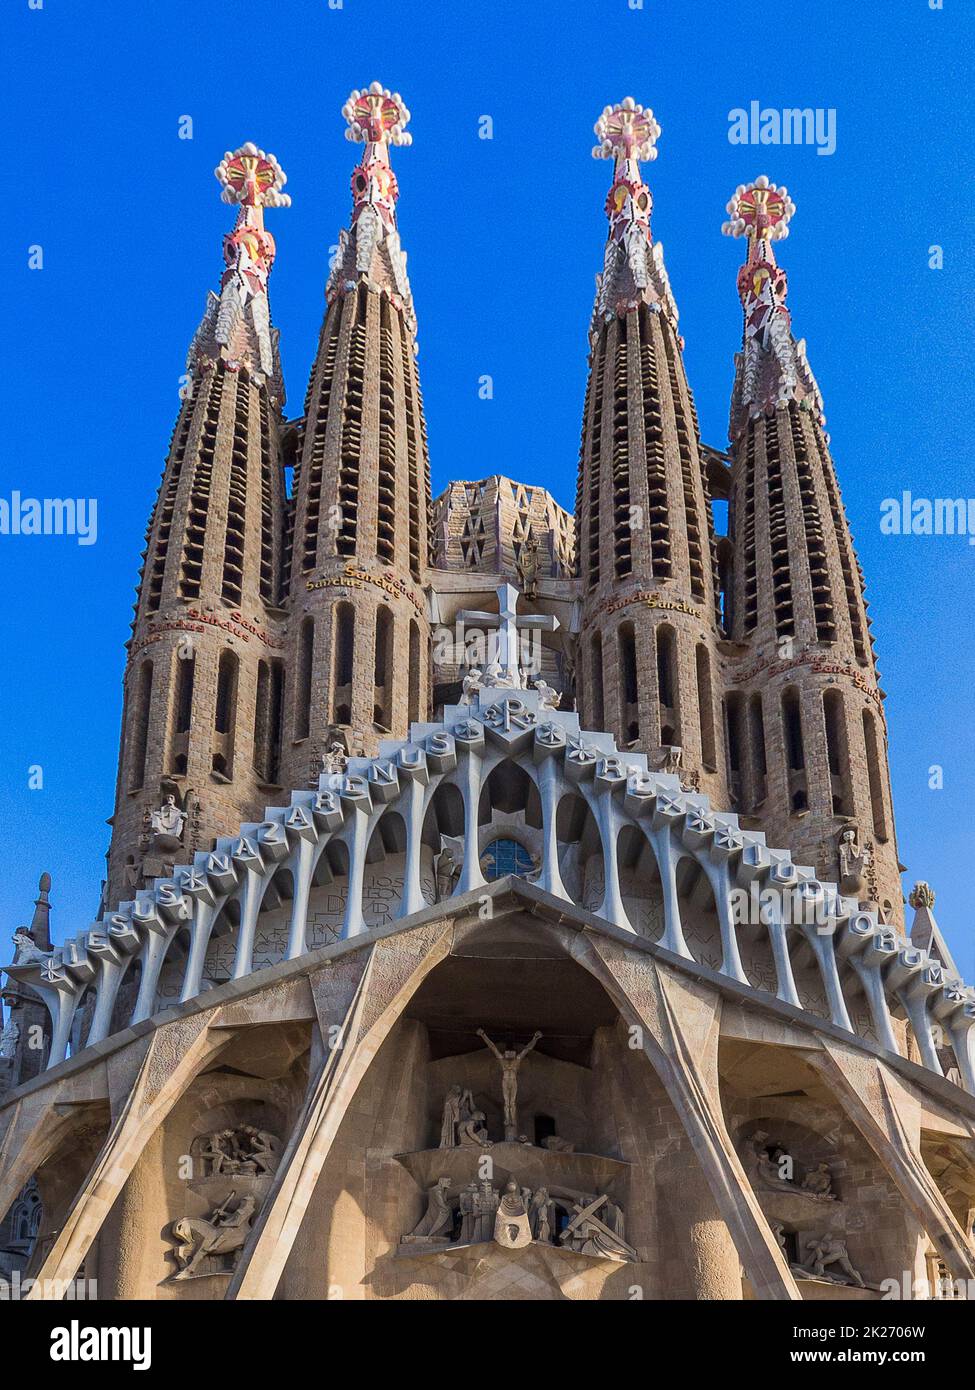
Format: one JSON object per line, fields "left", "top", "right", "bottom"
{"left": 457, "top": 582, "right": 559, "bottom": 688}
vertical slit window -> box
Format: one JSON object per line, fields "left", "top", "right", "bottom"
{"left": 295, "top": 616, "right": 314, "bottom": 741}
{"left": 333, "top": 603, "right": 354, "bottom": 725}
{"left": 618, "top": 622, "right": 639, "bottom": 743}
{"left": 696, "top": 645, "right": 717, "bottom": 770}
{"left": 590, "top": 633, "right": 604, "bottom": 730}
{"left": 862, "top": 709, "right": 889, "bottom": 842}
{"left": 129, "top": 660, "right": 153, "bottom": 791}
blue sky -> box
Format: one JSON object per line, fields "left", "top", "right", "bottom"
{"left": 1, "top": 0, "right": 973, "bottom": 972}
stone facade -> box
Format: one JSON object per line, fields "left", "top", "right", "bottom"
{"left": 1, "top": 93, "right": 972, "bottom": 1304}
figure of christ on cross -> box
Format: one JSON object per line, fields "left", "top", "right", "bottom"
{"left": 477, "top": 1029, "right": 543, "bottom": 1141}
{"left": 457, "top": 583, "right": 559, "bottom": 690}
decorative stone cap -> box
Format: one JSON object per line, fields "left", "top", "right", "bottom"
{"left": 909, "top": 882, "right": 936, "bottom": 910}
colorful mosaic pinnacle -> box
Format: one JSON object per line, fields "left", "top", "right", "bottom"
{"left": 593, "top": 98, "right": 660, "bottom": 241}
{"left": 722, "top": 174, "right": 795, "bottom": 242}
{"left": 342, "top": 82, "right": 412, "bottom": 146}
{"left": 342, "top": 82, "right": 411, "bottom": 229}
{"left": 214, "top": 142, "right": 291, "bottom": 209}
{"left": 721, "top": 177, "right": 825, "bottom": 435}
{"left": 592, "top": 96, "right": 661, "bottom": 163}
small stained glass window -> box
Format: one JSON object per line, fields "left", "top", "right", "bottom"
{"left": 480, "top": 838, "right": 533, "bottom": 881}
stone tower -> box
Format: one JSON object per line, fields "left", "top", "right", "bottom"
{"left": 574, "top": 101, "right": 727, "bottom": 804}
{"left": 721, "top": 177, "right": 901, "bottom": 921}
{"left": 282, "top": 84, "right": 431, "bottom": 780}
{"left": 106, "top": 144, "right": 291, "bottom": 902}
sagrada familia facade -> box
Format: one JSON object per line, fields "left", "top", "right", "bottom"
{"left": 1, "top": 87, "right": 973, "bottom": 1302}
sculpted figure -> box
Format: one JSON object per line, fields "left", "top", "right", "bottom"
{"left": 559, "top": 1192, "right": 637, "bottom": 1263}
{"left": 150, "top": 794, "right": 186, "bottom": 846}
{"left": 529, "top": 1186, "right": 555, "bottom": 1243}
{"left": 170, "top": 1192, "right": 257, "bottom": 1279}
{"left": 542, "top": 1134, "right": 575, "bottom": 1154}
{"left": 801, "top": 1162, "right": 835, "bottom": 1201}
{"left": 240, "top": 1126, "right": 279, "bottom": 1176}
{"left": 199, "top": 1129, "right": 236, "bottom": 1176}
{"left": 11, "top": 928, "right": 49, "bottom": 966}
{"left": 803, "top": 1234, "right": 864, "bottom": 1287}
{"left": 659, "top": 745, "right": 684, "bottom": 776}
{"left": 321, "top": 742, "right": 348, "bottom": 776}
{"left": 401, "top": 1177, "right": 454, "bottom": 1244}
{"left": 477, "top": 1029, "right": 542, "bottom": 1141}
{"left": 751, "top": 1130, "right": 794, "bottom": 1188}
{"left": 471, "top": 1180, "right": 500, "bottom": 1243}
{"left": 517, "top": 533, "right": 540, "bottom": 599}
{"left": 457, "top": 1109, "right": 492, "bottom": 1148}
{"left": 493, "top": 1178, "right": 533, "bottom": 1249}
{"left": 532, "top": 677, "right": 561, "bottom": 711}
{"left": 435, "top": 843, "right": 461, "bottom": 903}
{"left": 458, "top": 1182, "right": 479, "bottom": 1243}
{"left": 439, "top": 1085, "right": 464, "bottom": 1148}
{"left": 838, "top": 825, "right": 872, "bottom": 896}
{"left": 461, "top": 667, "right": 482, "bottom": 705}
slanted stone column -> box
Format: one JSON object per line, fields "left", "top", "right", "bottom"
{"left": 25, "top": 1008, "right": 236, "bottom": 1298}
{"left": 569, "top": 932, "right": 800, "bottom": 1299}
{"left": 228, "top": 919, "right": 453, "bottom": 1300}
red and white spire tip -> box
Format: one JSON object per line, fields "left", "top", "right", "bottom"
{"left": 342, "top": 83, "right": 412, "bottom": 147}
{"left": 722, "top": 176, "right": 794, "bottom": 242}
{"left": 214, "top": 143, "right": 291, "bottom": 209}
{"left": 592, "top": 98, "right": 661, "bottom": 163}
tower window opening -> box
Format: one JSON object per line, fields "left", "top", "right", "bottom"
{"left": 655, "top": 625, "right": 680, "bottom": 744}
{"left": 255, "top": 658, "right": 284, "bottom": 784}
{"left": 748, "top": 692, "right": 767, "bottom": 808}
{"left": 129, "top": 660, "right": 154, "bottom": 792}
{"left": 862, "top": 709, "right": 889, "bottom": 842}
{"left": 295, "top": 616, "right": 314, "bottom": 741}
{"left": 408, "top": 620, "right": 422, "bottom": 725}
{"left": 823, "top": 689, "right": 853, "bottom": 816}
{"left": 619, "top": 621, "right": 639, "bottom": 743}
{"left": 590, "top": 632, "right": 604, "bottom": 730}
{"left": 374, "top": 606, "right": 394, "bottom": 730}
{"left": 696, "top": 645, "right": 717, "bottom": 771}
{"left": 782, "top": 686, "right": 808, "bottom": 815}
{"left": 212, "top": 649, "right": 239, "bottom": 779}
{"left": 332, "top": 602, "right": 355, "bottom": 726}
{"left": 724, "top": 692, "right": 745, "bottom": 807}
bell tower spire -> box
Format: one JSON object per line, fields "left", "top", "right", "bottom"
{"left": 722, "top": 178, "right": 901, "bottom": 921}
{"left": 106, "top": 144, "right": 291, "bottom": 902}
{"left": 282, "top": 84, "right": 431, "bottom": 782}
{"left": 575, "top": 100, "right": 726, "bottom": 802}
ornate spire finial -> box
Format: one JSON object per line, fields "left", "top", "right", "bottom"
{"left": 214, "top": 143, "right": 291, "bottom": 209}
{"left": 589, "top": 99, "right": 675, "bottom": 327}
{"left": 342, "top": 82, "right": 412, "bottom": 147}
{"left": 187, "top": 143, "right": 291, "bottom": 388}
{"left": 592, "top": 99, "right": 660, "bottom": 241}
{"left": 722, "top": 176, "right": 822, "bottom": 434}
{"left": 909, "top": 882, "right": 936, "bottom": 911}
{"left": 212, "top": 143, "right": 290, "bottom": 298}
{"left": 341, "top": 84, "right": 411, "bottom": 231}
{"left": 722, "top": 175, "right": 794, "bottom": 243}
{"left": 592, "top": 97, "right": 660, "bottom": 163}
